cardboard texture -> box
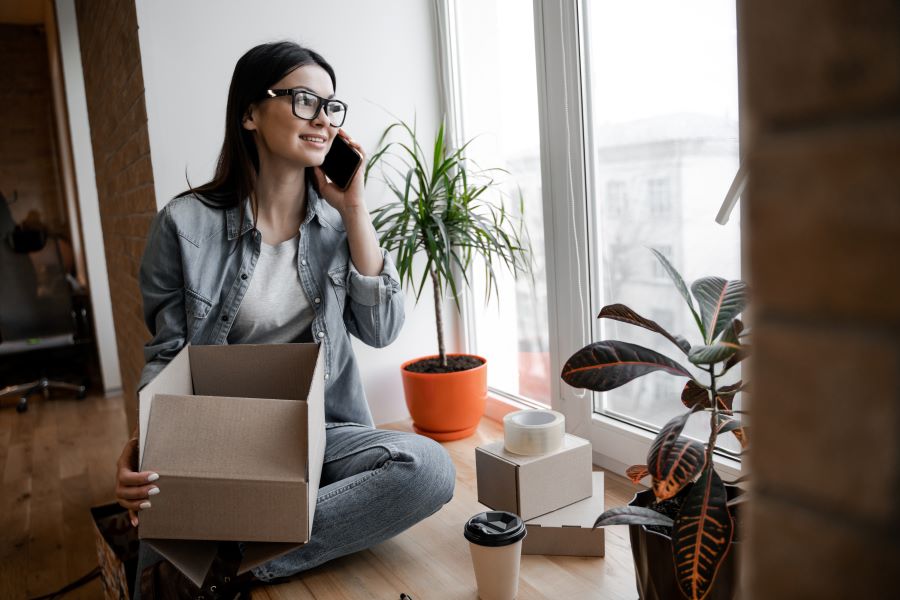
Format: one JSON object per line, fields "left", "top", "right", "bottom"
{"left": 522, "top": 471, "right": 606, "bottom": 557}
{"left": 475, "top": 434, "right": 592, "bottom": 521}
{"left": 137, "top": 343, "right": 326, "bottom": 586}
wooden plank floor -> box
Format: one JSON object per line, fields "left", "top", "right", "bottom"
{"left": 0, "top": 392, "right": 639, "bottom": 599}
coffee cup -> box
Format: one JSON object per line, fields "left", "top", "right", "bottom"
{"left": 464, "top": 510, "right": 527, "bottom": 600}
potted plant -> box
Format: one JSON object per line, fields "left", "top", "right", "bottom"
{"left": 561, "top": 248, "right": 749, "bottom": 600}
{"left": 366, "top": 119, "right": 530, "bottom": 441}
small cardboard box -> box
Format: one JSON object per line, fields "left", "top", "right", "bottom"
{"left": 523, "top": 471, "right": 605, "bottom": 557}
{"left": 137, "top": 343, "right": 326, "bottom": 586}
{"left": 475, "top": 434, "right": 592, "bottom": 521}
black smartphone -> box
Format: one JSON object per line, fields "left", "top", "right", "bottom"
{"left": 321, "top": 135, "right": 363, "bottom": 190}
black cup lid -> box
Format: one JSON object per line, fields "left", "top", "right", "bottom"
{"left": 464, "top": 511, "right": 527, "bottom": 547}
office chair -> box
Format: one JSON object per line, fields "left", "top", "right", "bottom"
{"left": 0, "top": 196, "right": 90, "bottom": 413}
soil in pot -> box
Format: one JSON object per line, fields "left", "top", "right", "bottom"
{"left": 404, "top": 355, "right": 485, "bottom": 374}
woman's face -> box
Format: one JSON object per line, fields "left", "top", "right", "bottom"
{"left": 243, "top": 64, "right": 337, "bottom": 168}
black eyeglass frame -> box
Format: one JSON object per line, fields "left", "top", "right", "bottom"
{"left": 265, "top": 88, "right": 348, "bottom": 127}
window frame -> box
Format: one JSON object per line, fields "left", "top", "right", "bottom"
{"left": 434, "top": 0, "right": 742, "bottom": 481}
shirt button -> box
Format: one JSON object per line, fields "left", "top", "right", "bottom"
{"left": 324, "top": 373, "right": 330, "bottom": 380}
{"left": 317, "top": 331, "right": 325, "bottom": 339}
{"left": 314, "top": 297, "right": 321, "bottom": 304}
{"left": 301, "top": 259, "right": 307, "bottom": 266}
{"left": 241, "top": 273, "right": 248, "bottom": 280}
{"left": 221, "top": 315, "right": 228, "bottom": 322}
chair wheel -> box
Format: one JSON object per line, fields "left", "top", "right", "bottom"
{"left": 16, "top": 399, "right": 28, "bottom": 413}
{"left": 76, "top": 386, "right": 87, "bottom": 400}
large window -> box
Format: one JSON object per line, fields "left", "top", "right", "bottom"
{"left": 441, "top": 0, "right": 743, "bottom": 467}
{"left": 584, "top": 0, "right": 742, "bottom": 452}
{"left": 450, "top": 0, "right": 550, "bottom": 406}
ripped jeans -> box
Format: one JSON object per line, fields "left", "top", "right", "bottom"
{"left": 133, "top": 423, "right": 456, "bottom": 596}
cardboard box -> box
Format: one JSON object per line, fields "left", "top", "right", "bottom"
{"left": 475, "top": 434, "right": 592, "bottom": 521}
{"left": 137, "top": 343, "right": 326, "bottom": 586}
{"left": 522, "top": 471, "right": 605, "bottom": 557}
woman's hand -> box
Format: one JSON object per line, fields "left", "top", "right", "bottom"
{"left": 313, "top": 128, "right": 367, "bottom": 217}
{"left": 115, "top": 430, "right": 160, "bottom": 527}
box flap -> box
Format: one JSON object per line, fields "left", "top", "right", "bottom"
{"left": 304, "top": 345, "right": 326, "bottom": 537}
{"left": 145, "top": 538, "right": 218, "bottom": 588}
{"left": 189, "top": 343, "right": 318, "bottom": 400}
{"left": 475, "top": 446, "right": 520, "bottom": 514}
{"left": 138, "top": 344, "right": 192, "bottom": 463}
{"left": 527, "top": 471, "right": 605, "bottom": 528}
{"left": 140, "top": 394, "right": 308, "bottom": 480}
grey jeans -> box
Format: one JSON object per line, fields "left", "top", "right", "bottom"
{"left": 133, "top": 423, "right": 456, "bottom": 597}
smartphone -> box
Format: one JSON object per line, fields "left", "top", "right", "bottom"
{"left": 321, "top": 135, "right": 363, "bottom": 190}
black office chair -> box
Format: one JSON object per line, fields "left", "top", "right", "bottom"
{"left": 0, "top": 196, "right": 90, "bottom": 413}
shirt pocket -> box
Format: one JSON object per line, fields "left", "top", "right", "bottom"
{"left": 327, "top": 265, "right": 349, "bottom": 314}
{"left": 184, "top": 288, "right": 213, "bottom": 319}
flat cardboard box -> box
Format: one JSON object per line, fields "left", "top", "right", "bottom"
{"left": 475, "top": 434, "right": 592, "bottom": 521}
{"left": 523, "top": 471, "right": 605, "bottom": 557}
{"left": 137, "top": 343, "right": 326, "bottom": 586}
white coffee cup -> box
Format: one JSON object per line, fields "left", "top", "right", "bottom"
{"left": 464, "top": 511, "right": 527, "bottom": 600}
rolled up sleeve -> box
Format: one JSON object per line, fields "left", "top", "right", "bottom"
{"left": 344, "top": 248, "right": 405, "bottom": 347}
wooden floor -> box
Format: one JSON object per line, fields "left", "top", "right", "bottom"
{"left": 0, "top": 392, "right": 639, "bottom": 599}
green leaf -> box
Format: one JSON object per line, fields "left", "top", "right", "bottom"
{"left": 672, "top": 468, "right": 734, "bottom": 600}
{"left": 691, "top": 277, "right": 749, "bottom": 344}
{"left": 647, "top": 408, "right": 706, "bottom": 500}
{"left": 561, "top": 341, "right": 693, "bottom": 392}
{"left": 688, "top": 341, "right": 740, "bottom": 365}
{"left": 593, "top": 506, "right": 675, "bottom": 529}
{"left": 598, "top": 303, "right": 691, "bottom": 354}
{"left": 650, "top": 247, "right": 705, "bottom": 338}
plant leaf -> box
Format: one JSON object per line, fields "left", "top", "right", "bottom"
{"left": 649, "top": 247, "right": 705, "bottom": 338}
{"left": 717, "top": 415, "right": 749, "bottom": 449}
{"left": 626, "top": 464, "right": 650, "bottom": 484}
{"left": 680, "top": 380, "right": 742, "bottom": 413}
{"left": 688, "top": 341, "right": 740, "bottom": 365}
{"left": 561, "top": 341, "right": 693, "bottom": 392}
{"left": 691, "top": 277, "right": 749, "bottom": 344}
{"left": 598, "top": 303, "right": 691, "bottom": 354}
{"left": 673, "top": 468, "right": 734, "bottom": 600}
{"left": 647, "top": 408, "right": 706, "bottom": 500}
{"left": 593, "top": 506, "right": 675, "bottom": 529}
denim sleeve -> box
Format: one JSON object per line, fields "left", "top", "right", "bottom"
{"left": 137, "top": 205, "right": 187, "bottom": 391}
{"left": 343, "top": 247, "right": 405, "bottom": 348}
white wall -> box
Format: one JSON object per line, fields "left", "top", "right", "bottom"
{"left": 135, "top": 0, "right": 457, "bottom": 424}
{"left": 55, "top": 0, "right": 122, "bottom": 394}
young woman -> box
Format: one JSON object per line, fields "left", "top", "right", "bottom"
{"left": 114, "top": 41, "right": 456, "bottom": 597}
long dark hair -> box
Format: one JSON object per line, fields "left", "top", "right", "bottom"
{"left": 178, "top": 41, "right": 336, "bottom": 227}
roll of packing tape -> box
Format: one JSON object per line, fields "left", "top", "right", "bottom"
{"left": 503, "top": 409, "right": 565, "bottom": 456}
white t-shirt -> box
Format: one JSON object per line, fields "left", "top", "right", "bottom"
{"left": 227, "top": 233, "right": 314, "bottom": 344}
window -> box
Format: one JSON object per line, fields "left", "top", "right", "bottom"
{"left": 585, "top": 0, "right": 742, "bottom": 454}
{"left": 438, "top": 0, "right": 743, "bottom": 473}
{"left": 447, "top": 0, "right": 550, "bottom": 406}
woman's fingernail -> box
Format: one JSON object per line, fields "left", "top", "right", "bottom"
{"left": 147, "top": 473, "right": 159, "bottom": 482}
{"left": 131, "top": 517, "right": 139, "bottom": 527}
{"left": 140, "top": 501, "right": 152, "bottom": 509}
{"left": 148, "top": 487, "right": 160, "bottom": 496}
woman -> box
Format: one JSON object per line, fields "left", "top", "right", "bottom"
{"left": 115, "top": 41, "right": 456, "bottom": 597}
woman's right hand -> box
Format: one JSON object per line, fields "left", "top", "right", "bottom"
{"left": 115, "top": 430, "right": 160, "bottom": 527}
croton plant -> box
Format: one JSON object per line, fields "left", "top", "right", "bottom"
{"left": 561, "top": 248, "right": 749, "bottom": 600}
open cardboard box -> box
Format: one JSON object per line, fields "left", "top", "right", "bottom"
{"left": 137, "top": 343, "right": 326, "bottom": 586}
{"left": 522, "top": 471, "right": 605, "bottom": 557}
{"left": 475, "top": 434, "right": 593, "bottom": 521}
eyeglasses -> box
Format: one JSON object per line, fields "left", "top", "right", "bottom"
{"left": 265, "top": 88, "right": 348, "bottom": 127}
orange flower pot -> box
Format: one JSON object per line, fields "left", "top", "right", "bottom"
{"left": 400, "top": 354, "right": 488, "bottom": 441}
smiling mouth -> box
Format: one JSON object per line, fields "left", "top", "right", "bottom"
{"left": 299, "top": 135, "right": 327, "bottom": 144}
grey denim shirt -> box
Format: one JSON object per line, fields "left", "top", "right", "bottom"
{"left": 137, "top": 180, "right": 405, "bottom": 427}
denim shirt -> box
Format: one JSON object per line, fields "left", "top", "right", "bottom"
{"left": 137, "top": 180, "right": 405, "bottom": 427}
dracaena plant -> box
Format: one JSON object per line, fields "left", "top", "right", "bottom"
{"left": 365, "top": 118, "right": 530, "bottom": 367}
{"left": 561, "top": 248, "right": 749, "bottom": 600}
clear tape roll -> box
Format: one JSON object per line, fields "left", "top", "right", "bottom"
{"left": 503, "top": 409, "right": 566, "bottom": 456}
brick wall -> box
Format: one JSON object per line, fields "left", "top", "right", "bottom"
{"left": 741, "top": 1, "right": 900, "bottom": 597}
{"left": 75, "top": 0, "right": 156, "bottom": 433}
{"left": 0, "top": 25, "right": 67, "bottom": 243}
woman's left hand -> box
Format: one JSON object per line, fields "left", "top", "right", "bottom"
{"left": 313, "top": 129, "right": 367, "bottom": 217}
